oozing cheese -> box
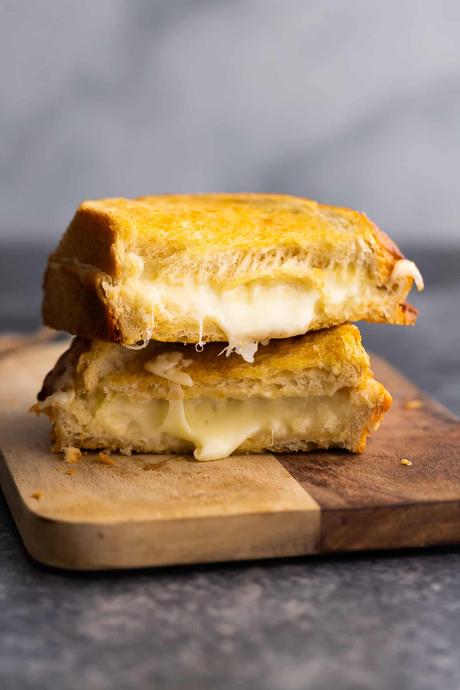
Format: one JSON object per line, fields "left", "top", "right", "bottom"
{"left": 138, "top": 280, "right": 320, "bottom": 362}
{"left": 144, "top": 351, "right": 193, "bottom": 386}
{"left": 391, "top": 259, "right": 424, "bottom": 291}
{"left": 86, "top": 391, "right": 354, "bottom": 461}
{"left": 114, "top": 259, "right": 423, "bottom": 362}
{"left": 40, "top": 378, "right": 362, "bottom": 460}
{"left": 118, "top": 272, "right": 367, "bottom": 362}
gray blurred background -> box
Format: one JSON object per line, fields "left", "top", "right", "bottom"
{"left": 2, "top": 0, "right": 460, "bottom": 245}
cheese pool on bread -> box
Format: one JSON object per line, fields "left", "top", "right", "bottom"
{"left": 43, "top": 194, "right": 423, "bottom": 362}
{"left": 34, "top": 325, "right": 391, "bottom": 461}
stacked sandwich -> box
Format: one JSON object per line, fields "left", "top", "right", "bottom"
{"left": 36, "top": 194, "right": 423, "bottom": 461}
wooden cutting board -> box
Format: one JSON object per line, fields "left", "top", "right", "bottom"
{"left": 0, "top": 339, "right": 459, "bottom": 570}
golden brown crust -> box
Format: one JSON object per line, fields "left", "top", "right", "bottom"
{"left": 43, "top": 194, "right": 421, "bottom": 344}
{"left": 43, "top": 262, "right": 120, "bottom": 343}
{"left": 38, "top": 325, "right": 369, "bottom": 401}
{"left": 371, "top": 223, "right": 405, "bottom": 261}
{"left": 398, "top": 302, "right": 418, "bottom": 325}
{"left": 37, "top": 337, "right": 90, "bottom": 401}
{"left": 355, "top": 380, "right": 393, "bottom": 452}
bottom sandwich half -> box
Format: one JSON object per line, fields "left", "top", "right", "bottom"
{"left": 34, "top": 324, "right": 391, "bottom": 461}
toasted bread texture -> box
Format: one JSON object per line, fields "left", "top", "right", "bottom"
{"left": 35, "top": 325, "right": 392, "bottom": 461}
{"left": 43, "top": 194, "right": 423, "bottom": 354}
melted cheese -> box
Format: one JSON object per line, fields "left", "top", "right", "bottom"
{"left": 391, "top": 259, "right": 424, "bottom": 291}
{"left": 120, "top": 271, "right": 373, "bottom": 362}
{"left": 76, "top": 391, "right": 353, "bottom": 461}
{"left": 116, "top": 260, "right": 422, "bottom": 362}
{"left": 139, "top": 280, "right": 319, "bottom": 362}
{"left": 144, "top": 351, "right": 193, "bottom": 386}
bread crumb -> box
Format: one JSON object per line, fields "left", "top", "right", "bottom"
{"left": 65, "top": 467, "right": 76, "bottom": 476}
{"left": 63, "top": 446, "right": 82, "bottom": 464}
{"left": 404, "top": 399, "right": 423, "bottom": 410}
{"left": 31, "top": 490, "right": 43, "bottom": 500}
{"left": 400, "top": 458, "right": 412, "bottom": 466}
{"left": 96, "top": 451, "right": 115, "bottom": 466}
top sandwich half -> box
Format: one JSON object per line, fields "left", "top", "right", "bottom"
{"left": 43, "top": 193, "right": 424, "bottom": 361}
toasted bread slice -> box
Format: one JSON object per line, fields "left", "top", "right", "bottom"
{"left": 34, "top": 324, "right": 391, "bottom": 461}
{"left": 43, "top": 194, "right": 423, "bottom": 360}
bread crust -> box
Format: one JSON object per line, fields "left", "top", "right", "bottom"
{"left": 43, "top": 194, "right": 420, "bottom": 344}
{"left": 37, "top": 325, "right": 369, "bottom": 401}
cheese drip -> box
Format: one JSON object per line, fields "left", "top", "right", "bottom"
{"left": 159, "top": 397, "right": 267, "bottom": 461}
{"left": 137, "top": 280, "right": 319, "bottom": 363}
{"left": 81, "top": 390, "right": 356, "bottom": 461}
{"left": 144, "top": 351, "right": 193, "bottom": 386}
{"left": 103, "top": 253, "right": 424, "bottom": 361}
{"left": 119, "top": 258, "right": 423, "bottom": 362}
{"left": 142, "top": 351, "right": 266, "bottom": 460}
{"left": 391, "top": 259, "right": 424, "bottom": 291}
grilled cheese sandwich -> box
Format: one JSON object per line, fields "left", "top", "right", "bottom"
{"left": 43, "top": 194, "right": 423, "bottom": 360}
{"left": 35, "top": 325, "right": 392, "bottom": 461}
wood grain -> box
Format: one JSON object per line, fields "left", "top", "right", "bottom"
{"left": 279, "top": 357, "right": 460, "bottom": 551}
{"left": 0, "top": 340, "right": 459, "bottom": 570}
{"left": 0, "top": 342, "right": 319, "bottom": 569}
